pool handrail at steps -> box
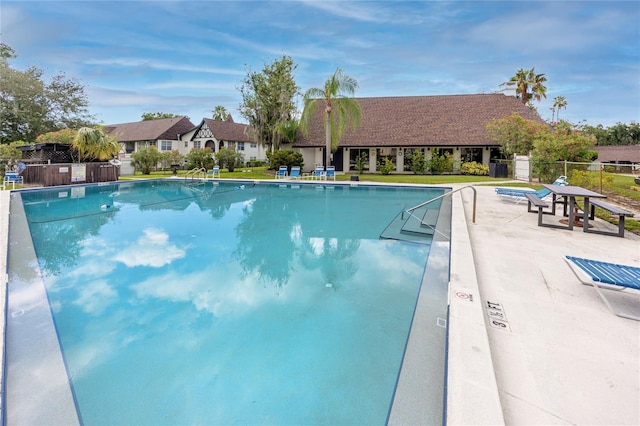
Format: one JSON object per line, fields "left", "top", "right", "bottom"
{"left": 402, "top": 185, "right": 477, "bottom": 224}
{"left": 185, "top": 167, "right": 207, "bottom": 179}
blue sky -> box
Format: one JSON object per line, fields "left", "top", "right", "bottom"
{"left": 2, "top": 1, "right": 639, "bottom": 127}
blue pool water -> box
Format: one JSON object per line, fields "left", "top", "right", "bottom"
{"left": 7, "top": 180, "right": 448, "bottom": 425}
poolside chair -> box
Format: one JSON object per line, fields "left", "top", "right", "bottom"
{"left": 289, "top": 166, "right": 301, "bottom": 180}
{"left": 495, "top": 176, "right": 567, "bottom": 203}
{"left": 312, "top": 166, "right": 325, "bottom": 180}
{"left": 325, "top": 166, "right": 336, "bottom": 181}
{"left": 275, "top": 166, "right": 288, "bottom": 179}
{"left": 565, "top": 256, "right": 640, "bottom": 321}
{"left": 208, "top": 166, "right": 220, "bottom": 179}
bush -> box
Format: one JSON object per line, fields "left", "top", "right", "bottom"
{"left": 428, "top": 149, "right": 454, "bottom": 174}
{"left": 186, "top": 148, "right": 215, "bottom": 170}
{"left": 246, "top": 159, "right": 267, "bottom": 168}
{"left": 568, "top": 170, "right": 613, "bottom": 192}
{"left": 131, "top": 146, "right": 161, "bottom": 175}
{"left": 460, "top": 161, "right": 489, "bottom": 176}
{"left": 160, "top": 150, "right": 185, "bottom": 170}
{"left": 215, "top": 148, "right": 244, "bottom": 172}
{"left": 267, "top": 149, "right": 304, "bottom": 172}
{"left": 355, "top": 152, "right": 368, "bottom": 174}
{"left": 378, "top": 157, "right": 395, "bottom": 175}
{"left": 407, "top": 150, "right": 427, "bottom": 174}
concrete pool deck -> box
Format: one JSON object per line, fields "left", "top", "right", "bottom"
{"left": 1, "top": 183, "right": 639, "bottom": 424}
{"left": 448, "top": 184, "right": 639, "bottom": 425}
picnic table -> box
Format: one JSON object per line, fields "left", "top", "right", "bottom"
{"left": 540, "top": 184, "right": 607, "bottom": 232}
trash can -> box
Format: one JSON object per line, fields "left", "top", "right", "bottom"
{"left": 489, "top": 163, "right": 508, "bottom": 178}
{"left": 350, "top": 175, "right": 359, "bottom": 181}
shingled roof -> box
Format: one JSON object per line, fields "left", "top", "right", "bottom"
{"left": 104, "top": 116, "right": 195, "bottom": 142}
{"left": 200, "top": 118, "right": 252, "bottom": 142}
{"left": 294, "top": 93, "right": 545, "bottom": 148}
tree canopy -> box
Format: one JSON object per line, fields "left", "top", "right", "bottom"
{"left": 580, "top": 122, "right": 640, "bottom": 146}
{"left": 238, "top": 55, "right": 299, "bottom": 152}
{"left": 212, "top": 105, "right": 230, "bottom": 121}
{"left": 0, "top": 43, "right": 94, "bottom": 144}
{"left": 501, "top": 67, "right": 547, "bottom": 107}
{"left": 141, "top": 112, "right": 187, "bottom": 121}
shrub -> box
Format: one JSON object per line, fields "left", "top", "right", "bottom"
{"left": 215, "top": 148, "right": 244, "bottom": 172}
{"left": 186, "top": 148, "right": 215, "bottom": 170}
{"left": 131, "top": 146, "right": 161, "bottom": 175}
{"left": 246, "top": 159, "right": 267, "bottom": 168}
{"left": 355, "top": 152, "right": 368, "bottom": 174}
{"left": 460, "top": 161, "right": 489, "bottom": 176}
{"left": 568, "top": 170, "right": 613, "bottom": 192}
{"left": 378, "top": 157, "right": 395, "bottom": 175}
{"left": 407, "top": 150, "right": 427, "bottom": 174}
{"left": 428, "top": 149, "right": 454, "bottom": 174}
{"left": 267, "top": 149, "right": 304, "bottom": 172}
{"left": 160, "top": 150, "right": 185, "bottom": 170}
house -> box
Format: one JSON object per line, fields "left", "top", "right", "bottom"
{"left": 292, "top": 93, "right": 545, "bottom": 173}
{"left": 104, "top": 116, "right": 195, "bottom": 174}
{"left": 179, "top": 116, "right": 264, "bottom": 163}
{"left": 592, "top": 145, "right": 640, "bottom": 171}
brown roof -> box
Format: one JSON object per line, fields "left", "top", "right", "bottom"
{"left": 201, "top": 118, "right": 252, "bottom": 142}
{"left": 593, "top": 145, "right": 640, "bottom": 163}
{"left": 104, "top": 117, "right": 195, "bottom": 142}
{"left": 294, "top": 93, "right": 545, "bottom": 148}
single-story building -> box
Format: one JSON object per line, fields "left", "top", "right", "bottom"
{"left": 292, "top": 93, "right": 545, "bottom": 173}
{"left": 592, "top": 145, "right": 640, "bottom": 169}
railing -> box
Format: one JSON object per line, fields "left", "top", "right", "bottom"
{"left": 402, "top": 185, "right": 477, "bottom": 224}
{"left": 185, "top": 167, "right": 206, "bottom": 180}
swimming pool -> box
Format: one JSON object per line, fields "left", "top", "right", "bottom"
{"left": 6, "top": 179, "right": 451, "bottom": 425}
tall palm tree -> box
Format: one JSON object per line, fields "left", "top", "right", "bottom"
{"left": 73, "top": 127, "right": 120, "bottom": 162}
{"left": 553, "top": 96, "right": 567, "bottom": 121}
{"left": 502, "top": 67, "right": 548, "bottom": 105}
{"left": 212, "top": 105, "right": 229, "bottom": 121}
{"left": 300, "top": 68, "right": 362, "bottom": 167}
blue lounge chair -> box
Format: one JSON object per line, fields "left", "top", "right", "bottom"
{"left": 289, "top": 166, "right": 301, "bottom": 180}
{"left": 325, "top": 166, "right": 336, "bottom": 181}
{"left": 309, "top": 166, "right": 325, "bottom": 180}
{"left": 275, "top": 166, "right": 288, "bottom": 179}
{"left": 495, "top": 176, "right": 567, "bottom": 203}
{"left": 565, "top": 256, "right": 640, "bottom": 321}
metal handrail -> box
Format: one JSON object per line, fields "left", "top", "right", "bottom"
{"left": 185, "top": 167, "right": 206, "bottom": 180}
{"left": 402, "top": 185, "right": 477, "bottom": 224}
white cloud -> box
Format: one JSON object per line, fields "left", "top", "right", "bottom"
{"left": 112, "top": 227, "right": 186, "bottom": 267}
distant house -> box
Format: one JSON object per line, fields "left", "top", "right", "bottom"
{"left": 592, "top": 145, "right": 640, "bottom": 166}
{"left": 104, "top": 116, "right": 195, "bottom": 174}
{"left": 293, "top": 93, "right": 545, "bottom": 173}
{"left": 179, "top": 116, "right": 264, "bottom": 163}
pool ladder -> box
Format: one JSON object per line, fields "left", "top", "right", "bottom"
{"left": 402, "top": 184, "right": 477, "bottom": 224}
{"left": 185, "top": 167, "right": 207, "bottom": 180}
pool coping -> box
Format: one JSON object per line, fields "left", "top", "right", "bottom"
{"left": 0, "top": 180, "right": 503, "bottom": 425}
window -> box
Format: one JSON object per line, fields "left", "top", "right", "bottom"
{"left": 194, "top": 141, "right": 201, "bottom": 149}
{"left": 461, "top": 147, "right": 483, "bottom": 163}
{"left": 237, "top": 142, "right": 245, "bottom": 151}
{"left": 250, "top": 143, "right": 257, "bottom": 148}
{"left": 160, "top": 140, "right": 172, "bottom": 151}
{"left": 184, "top": 141, "right": 188, "bottom": 148}
{"left": 349, "top": 148, "right": 370, "bottom": 172}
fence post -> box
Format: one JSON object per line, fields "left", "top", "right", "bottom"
{"left": 600, "top": 164, "right": 603, "bottom": 193}
{"left": 564, "top": 160, "right": 567, "bottom": 178}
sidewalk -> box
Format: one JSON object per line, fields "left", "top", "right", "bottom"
{"left": 452, "top": 185, "right": 639, "bottom": 425}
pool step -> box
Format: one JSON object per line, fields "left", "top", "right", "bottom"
{"left": 400, "top": 206, "right": 438, "bottom": 236}
{"left": 380, "top": 207, "right": 436, "bottom": 245}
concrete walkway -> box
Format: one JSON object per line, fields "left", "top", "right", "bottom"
{"left": 451, "top": 185, "right": 639, "bottom": 425}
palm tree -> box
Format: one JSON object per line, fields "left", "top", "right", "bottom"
{"left": 212, "top": 105, "right": 229, "bottom": 121}
{"left": 73, "top": 127, "right": 120, "bottom": 162}
{"left": 502, "top": 67, "right": 547, "bottom": 105}
{"left": 300, "top": 68, "right": 362, "bottom": 167}
{"left": 553, "top": 96, "right": 567, "bottom": 121}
